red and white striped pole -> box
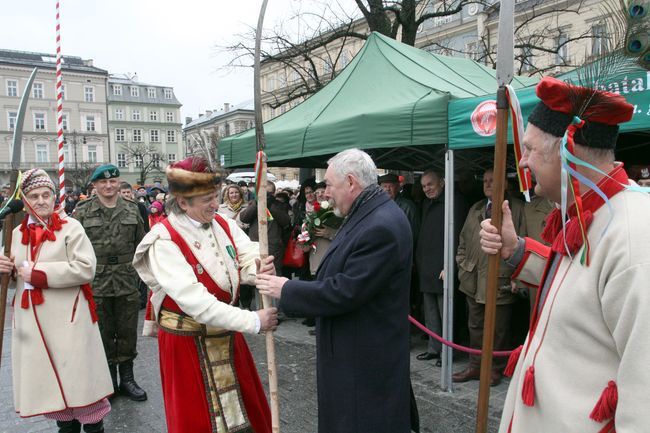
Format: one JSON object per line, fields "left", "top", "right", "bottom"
{"left": 55, "top": 1, "right": 66, "bottom": 201}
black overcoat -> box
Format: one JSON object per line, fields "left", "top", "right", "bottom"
{"left": 280, "top": 192, "right": 413, "bottom": 433}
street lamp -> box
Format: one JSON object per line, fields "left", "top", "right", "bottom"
{"left": 62, "top": 130, "right": 86, "bottom": 191}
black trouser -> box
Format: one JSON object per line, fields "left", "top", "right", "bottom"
{"left": 95, "top": 292, "right": 140, "bottom": 364}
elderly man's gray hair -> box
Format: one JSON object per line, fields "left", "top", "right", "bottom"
{"left": 327, "top": 149, "right": 377, "bottom": 188}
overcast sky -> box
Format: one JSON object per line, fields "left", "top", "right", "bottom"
{"left": 1, "top": 0, "right": 306, "bottom": 122}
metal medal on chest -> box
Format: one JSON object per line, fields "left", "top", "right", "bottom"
{"left": 196, "top": 264, "right": 204, "bottom": 274}
{"left": 194, "top": 240, "right": 201, "bottom": 249}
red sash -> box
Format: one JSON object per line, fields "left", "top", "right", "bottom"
{"left": 160, "top": 215, "right": 240, "bottom": 312}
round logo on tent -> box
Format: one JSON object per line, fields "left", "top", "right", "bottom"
{"left": 471, "top": 100, "right": 498, "bottom": 137}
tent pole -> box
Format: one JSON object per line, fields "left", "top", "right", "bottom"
{"left": 441, "top": 149, "right": 455, "bottom": 392}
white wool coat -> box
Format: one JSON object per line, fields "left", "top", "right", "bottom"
{"left": 11, "top": 213, "right": 113, "bottom": 417}
{"left": 500, "top": 188, "right": 650, "bottom": 433}
{"left": 133, "top": 212, "right": 261, "bottom": 335}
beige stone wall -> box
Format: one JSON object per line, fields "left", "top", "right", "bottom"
{"left": 0, "top": 64, "right": 109, "bottom": 187}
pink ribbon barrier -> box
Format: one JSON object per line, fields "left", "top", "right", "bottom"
{"left": 409, "top": 315, "right": 513, "bottom": 357}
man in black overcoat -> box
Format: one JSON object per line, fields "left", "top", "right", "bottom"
{"left": 257, "top": 148, "right": 414, "bottom": 433}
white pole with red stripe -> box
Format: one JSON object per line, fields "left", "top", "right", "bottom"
{"left": 55, "top": 1, "right": 66, "bottom": 200}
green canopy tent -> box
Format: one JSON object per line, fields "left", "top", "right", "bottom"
{"left": 221, "top": 32, "right": 535, "bottom": 170}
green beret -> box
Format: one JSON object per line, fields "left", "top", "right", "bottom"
{"left": 90, "top": 164, "right": 120, "bottom": 182}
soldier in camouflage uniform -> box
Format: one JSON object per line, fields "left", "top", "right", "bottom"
{"left": 74, "top": 164, "right": 147, "bottom": 402}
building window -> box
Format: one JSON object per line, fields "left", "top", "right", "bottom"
{"left": 167, "top": 153, "right": 176, "bottom": 164}
{"left": 135, "top": 154, "right": 143, "bottom": 168}
{"left": 115, "top": 108, "right": 124, "bottom": 120}
{"left": 60, "top": 84, "right": 65, "bottom": 100}
{"left": 61, "top": 114, "right": 68, "bottom": 131}
{"left": 130, "top": 86, "right": 139, "bottom": 97}
{"left": 132, "top": 109, "right": 141, "bottom": 121}
{"left": 166, "top": 111, "right": 174, "bottom": 122}
{"left": 6, "top": 80, "right": 18, "bottom": 97}
{"left": 592, "top": 24, "right": 607, "bottom": 57}
{"left": 149, "top": 111, "right": 158, "bottom": 121}
{"left": 8, "top": 111, "right": 17, "bottom": 130}
{"left": 164, "top": 89, "right": 172, "bottom": 99}
{"left": 521, "top": 47, "right": 534, "bottom": 72}
{"left": 63, "top": 143, "right": 70, "bottom": 163}
{"left": 115, "top": 128, "right": 125, "bottom": 141}
{"left": 148, "top": 88, "right": 156, "bottom": 98}
{"left": 556, "top": 33, "right": 569, "bottom": 64}
{"left": 34, "top": 113, "right": 46, "bottom": 131}
{"left": 33, "top": 82, "right": 44, "bottom": 99}
{"left": 112, "top": 84, "right": 122, "bottom": 95}
{"left": 266, "top": 77, "right": 276, "bottom": 91}
{"left": 152, "top": 153, "right": 161, "bottom": 168}
{"left": 133, "top": 129, "right": 142, "bottom": 142}
{"left": 36, "top": 143, "right": 49, "bottom": 163}
{"left": 150, "top": 130, "right": 159, "bottom": 142}
{"left": 117, "top": 153, "right": 127, "bottom": 168}
{"left": 166, "top": 130, "right": 176, "bottom": 142}
{"left": 85, "top": 115, "right": 96, "bottom": 132}
{"left": 465, "top": 41, "right": 479, "bottom": 61}
{"left": 340, "top": 51, "right": 350, "bottom": 68}
{"left": 322, "top": 61, "right": 333, "bottom": 75}
{"left": 87, "top": 145, "right": 97, "bottom": 163}
{"left": 84, "top": 86, "right": 95, "bottom": 102}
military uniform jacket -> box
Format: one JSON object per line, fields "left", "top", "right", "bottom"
{"left": 73, "top": 196, "right": 145, "bottom": 296}
{"left": 456, "top": 196, "right": 527, "bottom": 304}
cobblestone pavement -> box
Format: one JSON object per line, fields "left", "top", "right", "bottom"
{"left": 1, "top": 296, "right": 504, "bottom": 433}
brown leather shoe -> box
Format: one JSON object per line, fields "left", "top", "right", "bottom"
{"left": 452, "top": 367, "right": 481, "bottom": 383}
{"left": 490, "top": 370, "right": 502, "bottom": 387}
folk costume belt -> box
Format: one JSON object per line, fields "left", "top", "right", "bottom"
{"left": 158, "top": 308, "right": 252, "bottom": 433}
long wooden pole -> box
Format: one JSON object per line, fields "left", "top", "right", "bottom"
{"left": 253, "top": 1, "right": 280, "bottom": 431}
{"left": 475, "top": 87, "right": 509, "bottom": 433}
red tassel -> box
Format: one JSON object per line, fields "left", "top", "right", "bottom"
{"left": 504, "top": 345, "right": 523, "bottom": 377}
{"left": 541, "top": 209, "right": 562, "bottom": 244}
{"left": 20, "top": 290, "right": 30, "bottom": 309}
{"left": 521, "top": 365, "right": 536, "bottom": 407}
{"left": 590, "top": 381, "right": 618, "bottom": 423}
{"left": 30, "top": 288, "right": 44, "bottom": 306}
{"left": 81, "top": 283, "right": 99, "bottom": 323}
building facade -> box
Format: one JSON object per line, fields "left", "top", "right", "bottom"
{"left": 107, "top": 74, "right": 183, "bottom": 186}
{"left": 0, "top": 49, "right": 109, "bottom": 190}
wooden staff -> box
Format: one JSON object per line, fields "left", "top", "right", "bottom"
{"left": 0, "top": 68, "right": 37, "bottom": 368}
{"left": 253, "top": 1, "right": 280, "bottom": 431}
{"left": 475, "top": 0, "right": 514, "bottom": 430}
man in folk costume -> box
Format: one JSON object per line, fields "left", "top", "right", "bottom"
{"left": 0, "top": 169, "right": 113, "bottom": 433}
{"left": 132, "top": 156, "right": 278, "bottom": 433}
{"left": 479, "top": 76, "right": 650, "bottom": 432}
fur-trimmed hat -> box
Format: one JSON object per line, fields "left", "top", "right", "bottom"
{"left": 166, "top": 157, "right": 222, "bottom": 198}
{"left": 21, "top": 168, "right": 55, "bottom": 196}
